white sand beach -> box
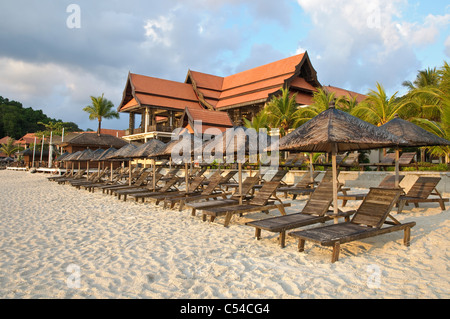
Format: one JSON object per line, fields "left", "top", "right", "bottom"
{"left": 0, "top": 169, "right": 448, "bottom": 299}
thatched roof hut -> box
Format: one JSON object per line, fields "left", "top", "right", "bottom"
{"left": 128, "top": 139, "right": 166, "bottom": 158}
{"left": 57, "top": 132, "right": 128, "bottom": 153}
{"left": 380, "top": 115, "right": 450, "bottom": 147}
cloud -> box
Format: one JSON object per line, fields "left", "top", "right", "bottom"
{"left": 295, "top": 0, "right": 449, "bottom": 95}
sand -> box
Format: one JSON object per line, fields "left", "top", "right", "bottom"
{"left": 0, "top": 169, "right": 448, "bottom": 299}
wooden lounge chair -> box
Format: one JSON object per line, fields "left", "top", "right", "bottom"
{"left": 163, "top": 171, "right": 230, "bottom": 210}
{"left": 246, "top": 182, "right": 353, "bottom": 248}
{"left": 128, "top": 175, "right": 182, "bottom": 203}
{"left": 201, "top": 181, "right": 291, "bottom": 227}
{"left": 109, "top": 171, "right": 152, "bottom": 195}
{"left": 277, "top": 171, "right": 320, "bottom": 198}
{"left": 102, "top": 169, "right": 150, "bottom": 194}
{"left": 397, "top": 177, "right": 448, "bottom": 213}
{"left": 186, "top": 175, "right": 261, "bottom": 217}
{"left": 47, "top": 169, "right": 73, "bottom": 181}
{"left": 338, "top": 174, "right": 405, "bottom": 207}
{"left": 288, "top": 170, "right": 333, "bottom": 199}
{"left": 338, "top": 152, "right": 359, "bottom": 170}
{"left": 114, "top": 173, "right": 164, "bottom": 201}
{"left": 289, "top": 187, "right": 416, "bottom": 263}
{"left": 147, "top": 176, "right": 206, "bottom": 206}
{"left": 360, "top": 152, "right": 396, "bottom": 171}
{"left": 282, "top": 153, "right": 300, "bottom": 167}
{"left": 57, "top": 169, "right": 86, "bottom": 184}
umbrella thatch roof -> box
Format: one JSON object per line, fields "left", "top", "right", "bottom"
{"left": 58, "top": 132, "right": 128, "bottom": 149}
{"left": 380, "top": 115, "right": 450, "bottom": 147}
{"left": 62, "top": 151, "right": 83, "bottom": 161}
{"left": 128, "top": 139, "right": 166, "bottom": 158}
{"left": 151, "top": 133, "right": 202, "bottom": 162}
{"left": 90, "top": 148, "right": 105, "bottom": 161}
{"left": 104, "top": 143, "right": 137, "bottom": 160}
{"left": 55, "top": 152, "right": 70, "bottom": 161}
{"left": 75, "top": 149, "right": 95, "bottom": 161}
{"left": 274, "top": 106, "right": 407, "bottom": 153}
{"left": 93, "top": 147, "right": 117, "bottom": 161}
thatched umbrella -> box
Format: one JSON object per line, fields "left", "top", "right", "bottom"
{"left": 95, "top": 147, "right": 118, "bottom": 181}
{"left": 201, "top": 126, "right": 274, "bottom": 203}
{"left": 126, "top": 139, "right": 166, "bottom": 191}
{"left": 76, "top": 149, "right": 94, "bottom": 178}
{"left": 272, "top": 103, "right": 407, "bottom": 218}
{"left": 104, "top": 143, "right": 138, "bottom": 185}
{"left": 90, "top": 148, "right": 105, "bottom": 173}
{"left": 63, "top": 151, "right": 82, "bottom": 175}
{"left": 155, "top": 133, "right": 203, "bottom": 193}
{"left": 380, "top": 114, "right": 450, "bottom": 186}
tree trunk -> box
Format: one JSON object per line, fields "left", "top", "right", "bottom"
{"left": 97, "top": 118, "right": 102, "bottom": 136}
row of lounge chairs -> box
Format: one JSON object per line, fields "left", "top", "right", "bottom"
{"left": 282, "top": 151, "right": 420, "bottom": 171}
{"left": 47, "top": 165, "right": 447, "bottom": 262}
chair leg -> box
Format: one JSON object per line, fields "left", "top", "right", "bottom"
{"left": 298, "top": 239, "right": 305, "bottom": 252}
{"left": 397, "top": 200, "right": 406, "bottom": 213}
{"left": 255, "top": 228, "right": 261, "bottom": 240}
{"left": 279, "top": 231, "right": 286, "bottom": 248}
{"left": 224, "top": 212, "right": 233, "bottom": 227}
{"left": 191, "top": 208, "right": 196, "bottom": 216}
{"left": 331, "top": 242, "right": 340, "bottom": 263}
{"left": 404, "top": 227, "right": 411, "bottom": 246}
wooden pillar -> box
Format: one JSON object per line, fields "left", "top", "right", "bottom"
{"left": 129, "top": 112, "right": 135, "bottom": 134}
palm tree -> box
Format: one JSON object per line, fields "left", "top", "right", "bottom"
{"left": 83, "top": 94, "right": 119, "bottom": 135}
{"left": 264, "top": 87, "right": 300, "bottom": 136}
{"left": 295, "top": 88, "right": 337, "bottom": 127}
{"left": 402, "top": 67, "right": 440, "bottom": 90}
{"left": 1, "top": 137, "right": 19, "bottom": 157}
{"left": 242, "top": 110, "right": 269, "bottom": 132}
{"left": 351, "top": 82, "right": 408, "bottom": 126}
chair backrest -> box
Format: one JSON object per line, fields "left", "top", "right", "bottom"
{"left": 160, "top": 176, "right": 180, "bottom": 192}
{"left": 321, "top": 170, "right": 334, "bottom": 183}
{"left": 378, "top": 175, "right": 405, "bottom": 188}
{"left": 301, "top": 182, "right": 338, "bottom": 216}
{"left": 335, "top": 153, "right": 347, "bottom": 164}
{"left": 295, "top": 172, "right": 320, "bottom": 188}
{"left": 230, "top": 175, "right": 260, "bottom": 199}
{"left": 284, "top": 153, "right": 299, "bottom": 166}
{"left": 249, "top": 181, "right": 281, "bottom": 206}
{"left": 380, "top": 153, "right": 396, "bottom": 164}
{"left": 188, "top": 176, "right": 206, "bottom": 192}
{"left": 134, "top": 171, "right": 150, "bottom": 186}
{"left": 73, "top": 169, "right": 86, "bottom": 178}
{"left": 351, "top": 187, "right": 403, "bottom": 228}
{"left": 293, "top": 154, "right": 307, "bottom": 166}
{"left": 201, "top": 171, "right": 223, "bottom": 195}
{"left": 342, "top": 152, "right": 359, "bottom": 165}
{"left": 219, "top": 170, "right": 238, "bottom": 184}
{"left": 270, "top": 170, "right": 288, "bottom": 182}
{"left": 398, "top": 152, "right": 416, "bottom": 165}
{"left": 405, "top": 177, "right": 441, "bottom": 199}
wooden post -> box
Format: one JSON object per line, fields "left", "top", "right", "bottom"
{"left": 395, "top": 149, "right": 400, "bottom": 188}
{"left": 331, "top": 143, "right": 339, "bottom": 223}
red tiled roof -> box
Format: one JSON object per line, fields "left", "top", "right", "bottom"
{"left": 324, "top": 85, "right": 367, "bottom": 103}
{"left": 118, "top": 73, "right": 203, "bottom": 112}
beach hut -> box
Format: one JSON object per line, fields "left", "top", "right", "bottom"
{"left": 380, "top": 114, "right": 450, "bottom": 186}
{"left": 273, "top": 102, "right": 407, "bottom": 218}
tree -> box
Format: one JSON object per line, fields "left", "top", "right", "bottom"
{"left": 83, "top": 94, "right": 119, "bottom": 135}
{"left": 242, "top": 111, "right": 269, "bottom": 132}
{"left": 402, "top": 67, "right": 440, "bottom": 90}
{"left": 351, "top": 82, "right": 408, "bottom": 126}
{"left": 263, "top": 87, "right": 301, "bottom": 136}
{"left": 0, "top": 137, "right": 19, "bottom": 157}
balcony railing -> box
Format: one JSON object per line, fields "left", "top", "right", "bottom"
{"left": 126, "top": 124, "right": 175, "bottom": 136}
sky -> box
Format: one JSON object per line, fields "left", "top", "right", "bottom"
{"left": 0, "top": 0, "right": 449, "bottom": 132}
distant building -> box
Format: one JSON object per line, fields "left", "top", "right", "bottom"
{"left": 117, "top": 51, "right": 366, "bottom": 143}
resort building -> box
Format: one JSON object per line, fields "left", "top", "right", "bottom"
{"left": 117, "top": 51, "right": 365, "bottom": 143}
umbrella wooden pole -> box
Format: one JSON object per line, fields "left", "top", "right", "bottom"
{"left": 86, "top": 161, "right": 89, "bottom": 179}
{"left": 129, "top": 160, "right": 132, "bottom": 186}
{"left": 110, "top": 162, "right": 113, "bottom": 181}
{"left": 185, "top": 162, "right": 189, "bottom": 194}
{"left": 152, "top": 159, "right": 156, "bottom": 192}
{"left": 332, "top": 144, "right": 339, "bottom": 223}
{"left": 395, "top": 149, "right": 400, "bottom": 188}
{"left": 309, "top": 153, "right": 314, "bottom": 183}
{"left": 239, "top": 162, "right": 243, "bottom": 205}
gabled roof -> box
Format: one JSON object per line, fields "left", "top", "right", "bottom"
{"left": 181, "top": 106, "right": 233, "bottom": 135}
{"left": 187, "top": 52, "right": 320, "bottom": 110}
{"left": 118, "top": 73, "right": 203, "bottom": 112}
{"left": 57, "top": 132, "right": 128, "bottom": 149}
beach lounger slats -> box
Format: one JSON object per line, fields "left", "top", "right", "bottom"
{"left": 289, "top": 187, "right": 416, "bottom": 262}
{"left": 397, "top": 177, "right": 448, "bottom": 212}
